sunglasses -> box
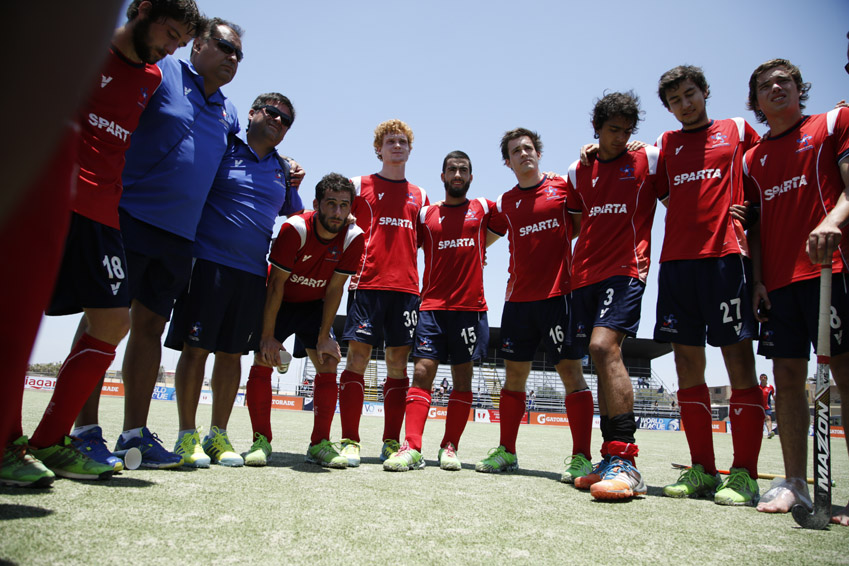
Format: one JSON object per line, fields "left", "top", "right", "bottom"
{"left": 261, "top": 105, "right": 293, "bottom": 128}
{"left": 211, "top": 37, "right": 243, "bottom": 62}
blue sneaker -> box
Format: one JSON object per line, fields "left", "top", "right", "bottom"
{"left": 114, "top": 428, "right": 182, "bottom": 469}
{"left": 72, "top": 426, "right": 123, "bottom": 472}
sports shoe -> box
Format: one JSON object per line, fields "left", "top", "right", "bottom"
{"left": 560, "top": 453, "right": 592, "bottom": 484}
{"left": 339, "top": 439, "right": 361, "bottom": 467}
{"left": 663, "top": 464, "right": 720, "bottom": 498}
{"left": 767, "top": 431, "right": 775, "bottom": 439}
{"left": 114, "top": 427, "right": 183, "bottom": 469}
{"left": 72, "top": 426, "right": 123, "bottom": 472}
{"left": 438, "top": 443, "right": 461, "bottom": 471}
{"left": 306, "top": 439, "right": 348, "bottom": 468}
{"left": 0, "top": 436, "right": 55, "bottom": 487}
{"left": 244, "top": 433, "right": 272, "bottom": 467}
{"left": 714, "top": 468, "right": 760, "bottom": 506}
{"left": 202, "top": 426, "right": 244, "bottom": 467}
{"left": 590, "top": 456, "right": 646, "bottom": 500}
{"left": 475, "top": 446, "right": 518, "bottom": 473}
{"left": 383, "top": 443, "right": 424, "bottom": 472}
{"left": 380, "top": 439, "right": 401, "bottom": 462}
{"left": 174, "top": 429, "right": 210, "bottom": 468}
{"left": 574, "top": 456, "right": 611, "bottom": 490}
{"left": 30, "top": 436, "right": 114, "bottom": 480}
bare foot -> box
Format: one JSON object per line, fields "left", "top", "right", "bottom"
{"left": 831, "top": 501, "right": 849, "bottom": 526}
{"left": 756, "top": 478, "right": 810, "bottom": 513}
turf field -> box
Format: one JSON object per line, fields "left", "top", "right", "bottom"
{"left": 2, "top": 390, "right": 847, "bottom": 566}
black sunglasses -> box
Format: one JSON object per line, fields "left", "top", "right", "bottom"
{"left": 211, "top": 37, "right": 243, "bottom": 62}
{"left": 261, "top": 105, "right": 293, "bottom": 128}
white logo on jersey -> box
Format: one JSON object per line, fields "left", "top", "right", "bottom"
{"left": 835, "top": 330, "right": 843, "bottom": 345}
{"left": 378, "top": 217, "right": 414, "bottom": 229}
{"left": 101, "top": 75, "right": 113, "bottom": 88}
{"left": 599, "top": 308, "right": 609, "bottom": 318}
{"left": 734, "top": 408, "right": 742, "bottom": 416}
{"left": 234, "top": 159, "right": 243, "bottom": 167}
{"left": 439, "top": 216, "right": 445, "bottom": 224}
{"left": 378, "top": 193, "right": 385, "bottom": 200}
{"left": 289, "top": 274, "right": 327, "bottom": 288}
{"left": 588, "top": 203, "right": 628, "bottom": 217}
{"left": 734, "top": 323, "right": 742, "bottom": 335}
{"left": 111, "top": 282, "right": 122, "bottom": 295}
{"left": 592, "top": 178, "right": 599, "bottom": 187}
{"left": 184, "top": 87, "right": 192, "bottom": 96}
{"left": 87, "top": 113, "right": 130, "bottom": 141}
{"left": 673, "top": 168, "right": 722, "bottom": 186}
{"left": 515, "top": 200, "right": 521, "bottom": 208}
{"left": 760, "top": 155, "right": 768, "bottom": 167}
{"left": 675, "top": 145, "right": 683, "bottom": 155}
{"left": 764, "top": 175, "right": 808, "bottom": 201}
{"left": 302, "top": 255, "right": 312, "bottom": 262}
{"left": 438, "top": 238, "right": 475, "bottom": 250}
{"left": 519, "top": 218, "right": 560, "bottom": 237}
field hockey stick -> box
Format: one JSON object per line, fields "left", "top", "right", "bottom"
{"left": 669, "top": 463, "right": 835, "bottom": 486}
{"left": 792, "top": 263, "right": 832, "bottom": 530}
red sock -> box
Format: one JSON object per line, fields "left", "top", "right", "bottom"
{"left": 246, "top": 365, "right": 273, "bottom": 441}
{"left": 30, "top": 333, "right": 116, "bottom": 448}
{"left": 339, "top": 370, "right": 364, "bottom": 442}
{"left": 403, "top": 387, "right": 431, "bottom": 451}
{"left": 600, "top": 441, "right": 610, "bottom": 459}
{"left": 498, "top": 389, "right": 526, "bottom": 454}
{"left": 441, "top": 390, "right": 473, "bottom": 449}
{"left": 678, "top": 384, "right": 717, "bottom": 475}
{"left": 607, "top": 441, "right": 639, "bottom": 466}
{"left": 382, "top": 376, "right": 409, "bottom": 442}
{"left": 729, "top": 386, "right": 764, "bottom": 478}
{"left": 564, "top": 389, "right": 593, "bottom": 457}
{"left": 310, "top": 373, "right": 338, "bottom": 445}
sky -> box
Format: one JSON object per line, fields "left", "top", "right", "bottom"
{"left": 29, "top": 0, "right": 849, "bottom": 389}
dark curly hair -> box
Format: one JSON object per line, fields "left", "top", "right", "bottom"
{"left": 591, "top": 91, "right": 642, "bottom": 138}
{"left": 657, "top": 65, "right": 709, "bottom": 109}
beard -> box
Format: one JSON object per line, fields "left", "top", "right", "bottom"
{"left": 444, "top": 179, "right": 470, "bottom": 199}
{"left": 317, "top": 210, "right": 343, "bottom": 234}
{"left": 131, "top": 18, "right": 162, "bottom": 64}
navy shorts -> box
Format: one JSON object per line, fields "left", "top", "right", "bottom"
{"left": 499, "top": 296, "right": 581, "bottom": 362}
{"left": 47, "top": 213, "right": 130, "bottom": 315}
{"left": 413, "top": 310, "right": 489, "bottom": 364}
{"left": 342, "top": 289, "right": 419, "bottom": 348}
{"left": 165, "top": 259, "right": 266, "bottom": 354}
{"left": 248, "top": 299, "right": 332, "bottom": 353}
{"left": 757, "top": 274, "right": 849, "bottom": 360}
{"left": 119, "top": 208, "right": 193, "bottom": 319}
{"left": 654, "top": 255, "right": 757, "bottom": 347}
{"left": 571, "top": 276, "right": 645, "bottom": 355}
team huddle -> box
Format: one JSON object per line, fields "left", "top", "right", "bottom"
{"left": 2, "top": 0, "right": 849, "bottom": 528}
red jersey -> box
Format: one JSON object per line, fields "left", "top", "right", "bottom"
{"left": 656, "top": 118, "right": 759, "bottom": 262}
{"left": 488, "top": 176, "right": 573, "bottom": 302}
{"left": 73, "top": 46, "right": 162, "bottom": 229}
{"left": 269, "top": 211, "right": 365, "bottom": 303}
{"left": 348, "top": 174, "right": 428, "bottom": 294}
{"left": 743, "top": 110, "right": 849, "bottom": 292}
{"left": 418, "top": 197, "right": 494, "bottom": 311}
{"left": 566, "top": 146, "right": 661, "bottom": 288}
{"left": 760, "top": 383, "right": 775, "bottom": 409}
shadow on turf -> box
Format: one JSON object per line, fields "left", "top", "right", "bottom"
{"left": 0, "top": 503, "right": 54, "bottom": 521}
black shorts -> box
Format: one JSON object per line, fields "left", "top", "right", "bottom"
{"left": 165, "top": 259, "right": 266, "bottom": 354}
{"left": 47, "top": 213, "right": 129, "bottom": 315}
{"left": 571, "top": 276, "right": 645, "bottom": 355}
{"left": 413, "top": 310, "right": 489, "bottom": 364}
{"left": 341, "top": 289, "right": 419, "bottom": 348}
{"left": 119, "top": 208, "right": 193, "bottom": 319}
{"left": 248, "top": 299, "right": 332, "bottom": 352}
{"left": 499, "top": 296, "right": 581, "bottom": 362}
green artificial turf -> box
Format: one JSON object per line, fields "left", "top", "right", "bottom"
{"left": 2, "top": 391, "right": 846, "bottom": 565}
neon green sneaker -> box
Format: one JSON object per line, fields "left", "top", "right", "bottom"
{"left": 714, "top": 468, "right": 760, "bottom": 506}
{"left": 306, "top": 440, "right": 348, "bottom": 469}
{"left": 383, "top": 443, "right": 424, "bottom": 472}
{"left": 30, "top": 436, "right": 114, "bottom": 480}
{"left": 202, "top": 426, "right": 244, "bottom": 467}
{"left": 438, "top": 442, "right": 461, "bottom": 471}
{"left": 560, "top": 453, "right": 592, "bottom": 484}
{"left": 475, "top": 446, "right": 518, "bottom": 473}
{"left": 1, "top": 436, "right": 55, "bottom": 488}
{"left": 380, "top": 439, "right": 401, "bottom": 462}
{"left": 339, "top": 439, "right": 361, "bottom": 467}
{"left": 244, "top": 433, "right": 272, "bottom": 467}
{"left": 174, "top": 429, "right": 210, "bottom": 468}
{"left": 663, "top": 464, "right": 720, "bottom": 498}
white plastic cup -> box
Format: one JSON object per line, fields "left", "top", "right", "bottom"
{"left": 277, "top": 349, "right": 292, "bottom": 374}
{"left": 123, "top": 447, "right": 142, "bottom": 470}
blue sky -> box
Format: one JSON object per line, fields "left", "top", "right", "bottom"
{"left": 30, "top": 0, "right": 849, "bottom": 388}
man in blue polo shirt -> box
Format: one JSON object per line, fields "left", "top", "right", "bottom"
{"left": 163, "top": 92, "right": 303, "bottom": 468}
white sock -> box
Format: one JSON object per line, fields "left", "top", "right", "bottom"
{"left": 121, "top": 427, "right": 144, "bottom": 441}
{"left": 71, "top": 424, "right": 99, "bottom": 436}
{"left": 178, "top": 429, "right": 196, "bottom": 440}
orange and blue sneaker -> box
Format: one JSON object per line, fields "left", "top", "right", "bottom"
{"left": 574, "top": 456, "right": 612, "bottom": 490}
{"left": 590, "top": 456, "right": 646, "bottom": 500}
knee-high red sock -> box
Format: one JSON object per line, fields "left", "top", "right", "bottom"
{"left": 498, "top": 389, "right": 526, "bottom": 454}
{"left": 382, "top": 375, "right": 409, "bottom": 442}
{"left": 246, "top": 365, "right": 273, "bottom": 441}
{"left": 441, "top": 390, "right": 473, "bottom": 449}
{"left": 310, "top": 373, "right": 338, "bottom": 445}
{"left": 403, "top": 387, "right": 431, "bottom": 451}
{"left": 564, "top": 389, "right": 593, "bottom": 457}
{"left": 729, "top": 386, "right": 764, "bottom": 478}
{"left": 678, "top": 383, "right": 717, "bottom": 475}
{"left": 339, "top": 370, "right": 365, "bottom": 442}
{"left": 30, "top": 333, "right": 116, "bottom": 448}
